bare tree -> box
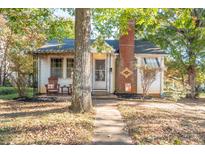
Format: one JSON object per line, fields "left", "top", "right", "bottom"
{"left": 139, "top": 65, "right": 161, "bottom": 99}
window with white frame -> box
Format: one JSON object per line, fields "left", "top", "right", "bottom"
{"left": 143, "top": 58, "right": 160, "bottom": 68}
{"left": 66, "top": 58, "right": 74, "bottom": 78}
{"left": 51, "top": 58, "right": 63, "bottom": 78}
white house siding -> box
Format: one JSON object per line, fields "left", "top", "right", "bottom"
{"left": 160, "top": 57, "right": 165, "bottom": 95}
{"left": 38, "top": 52, "right": 115, "bottom": 94}
{"left": 38, "top": 53, "right": 163, "bottom": 94}
{"left": 111, "top": 54, "right": 116, "bottom": 93}
{"left": 136, "top": 55, "right": 165, "bottom": 95}
{"left": 38, "top": 54, "right": 74, "bottom": 93}
{"left": 91, "top": 53, "right": 115, "bottom": 93}
{"left": 38, "top": 55, "right": 50, "bottom": 93}
{"left": 107, "top": 53, "right": 116, "bottom": 93}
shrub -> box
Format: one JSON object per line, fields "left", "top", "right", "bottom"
{"left": 0, "top": 87, "right": 16, "bottom": 95}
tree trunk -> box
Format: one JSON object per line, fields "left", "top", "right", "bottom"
{"left": 71, "top": 8, "right": 92, "bottom": 112}
{"left": 0, "top": 64, "right": 2, "bottom": 86}
{"left": 1, "top": 41, "right": 9, "bottom": 86}
{"left": 188, "top": 65, "right": 196, "bottom": 99}
{"left": 2, "top": 61, "right": 7, "bottom": 86}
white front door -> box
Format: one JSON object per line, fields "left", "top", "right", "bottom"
{"left": 93, "top": 59, "right": 107, "bottom": 90}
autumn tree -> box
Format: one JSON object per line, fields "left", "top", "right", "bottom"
{"left": 0, "top": 8, "right": 74, "bottom": 97}
{"left": 93, "top": 8, "right": 205, "bottom": 99}
{"left": 71, "top": 8, "right": 93, "bottom": 112}
{"left": 144, "top": 9, "right": 205, "bottom": 99}
{"left": 8, "top": 51, "right": 33, "bottom": 97}
{"left": 0, "top": 15, "right": 9, "bottom": 86}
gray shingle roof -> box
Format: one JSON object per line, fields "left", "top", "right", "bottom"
{"left": 135, "top": 40, "right": 165, "bottom": 54}
{"left": 34, "top": 39, "right": 166, "bottom": 55}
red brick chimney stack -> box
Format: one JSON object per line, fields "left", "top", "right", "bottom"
{"left": 116, "top": 20, "right": 137, "bottom": 93}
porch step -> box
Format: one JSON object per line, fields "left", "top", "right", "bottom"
{"left": 92, "top": 91, "right": 110, "bottom": 96}
{"left": 92, "top": 91, "right": 117, "bottom": 99}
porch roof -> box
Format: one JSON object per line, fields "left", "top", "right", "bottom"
{"left": 34, "top": 39, "right": 166, "bottom": 55}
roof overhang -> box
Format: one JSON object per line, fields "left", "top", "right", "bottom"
{"left": 33, "top": 49, "right": 74, "bottom": 55}
{"left": 135, "top": 53, "right": 168, "bottom": 57}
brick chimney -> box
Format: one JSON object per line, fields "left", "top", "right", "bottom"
{"left": 116, "top": 20, "right": 137, "bottom": 93}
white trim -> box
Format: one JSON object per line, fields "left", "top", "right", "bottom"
{"left": 160, "top": 57, "right": 165, "bottom": 95}
{"left": 37, "top": 57, "right": 41, "bottom": 93}
{"left": 92, "top": 58, "right": 107, "bottom": 90}
{"left": 135, "top": 53, "right": 167, "bottom": 57}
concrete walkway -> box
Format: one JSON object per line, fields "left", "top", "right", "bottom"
{"left": 92, "top": 99, "right": 132, "bottom": 145}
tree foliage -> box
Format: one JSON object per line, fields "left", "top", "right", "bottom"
{"left": 0, "top": 9, "right": 74, "bottom": 97}
{"left": 146, "top": 9, "right": 205, "bottom": 98}
{"left": 91, "top": 36, "right": 113, "bottom": 53}
{"left": 8, "top": 51, "right": 33, "bottom": 97}
{"left": 92, "top": 8, "right": 205, "bottom": 99}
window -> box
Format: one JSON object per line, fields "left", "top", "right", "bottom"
{"left": 66, "top": 58, "right": 74, "bottom": 78}
{"left": 51, "top": 58, "right": 63, "bottom": 78}
{"left": 143, "top": 58, "right": 160, "bottom": 68}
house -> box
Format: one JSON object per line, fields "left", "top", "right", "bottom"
{"left": 33, "top": 21, "right": 166, "bottom": 96}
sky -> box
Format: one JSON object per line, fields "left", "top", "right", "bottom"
{"left": 53, "top": 9, "right": 72, "bottom": 19}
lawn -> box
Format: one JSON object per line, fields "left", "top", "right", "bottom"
{"left": 0, "top": 99, "right": 94, "bottom": 144}
{"left": 118, "top": 98, "right": 205, "bottom": 145}
{"left": 199, "top": 92, "right": 205, "bottom": 98}
{"left": 0, "top": 86, "right": 33, "bottom": 100}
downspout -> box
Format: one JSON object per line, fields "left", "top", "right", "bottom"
{"left": 38, "top": 56, "right": 41, "bottom": 94}
{"left": 33, "top": 54, "right": 38, "bottom": 96}
{"left": 91, "top": 53, "right": 93, "bottom": 93}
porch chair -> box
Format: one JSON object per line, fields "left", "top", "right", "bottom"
{"left": 45, "top": 77, "right": 60, "bottom": 94}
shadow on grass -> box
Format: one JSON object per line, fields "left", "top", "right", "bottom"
{"left": 119, "top": 103, "right": 205, "bottom": 144}
{"left": 0, "top": 122, "right": 71, "bottom": 144}
{"left": 0, "top": 103, "right": 71, "bottom": 144}
{"left": 0, "top": 106, "right": 69, "bottom": 118}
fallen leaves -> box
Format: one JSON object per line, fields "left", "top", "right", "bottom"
{"left": 118, "top": 100, "right": 205, "bottom": 145}
{"left": 0, "top": 100, "right": 94, "bottom": 144}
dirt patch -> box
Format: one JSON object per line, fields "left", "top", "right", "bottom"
{"left": 118, "top": 99, "right": 205, "bottom": 145}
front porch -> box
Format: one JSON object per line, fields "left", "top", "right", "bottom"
{"left": 35, "top": 52, "right": 116, "bottom": 95}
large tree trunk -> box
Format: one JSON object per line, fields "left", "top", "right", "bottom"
{"left": 0, "top": 40, "right": 9, "bottom": 86}
{"left": 0, "top": 63, "right": 2, "bottom": 86}
{"left": 71, "top": 8, "right": 92, "bottom": 112}
{"left": 188, "top": 65, "right": 196, "bottom": 99}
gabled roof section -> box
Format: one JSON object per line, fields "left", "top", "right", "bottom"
{"left": 35, "top": 39, "right": 75, "bottom": 54}
{"left": 134, "top": 40, "right": 165, "bottom": 55}
{"left": 34, "top": 39, "right": 166, "bottom": 55}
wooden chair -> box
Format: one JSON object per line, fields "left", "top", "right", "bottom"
{"left": 45, "top": 77, "right": 60, "bottom": 94}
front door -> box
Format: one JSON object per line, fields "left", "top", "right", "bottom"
{"left": 93, "top": 59, "right": 106, "bottom": 90}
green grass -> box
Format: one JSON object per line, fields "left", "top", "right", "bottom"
{"left": 0, "top": 86, "right": 33, "bottom": 100}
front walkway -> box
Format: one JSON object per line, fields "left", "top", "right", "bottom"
{"left": 92, "top": 99, "right": 132, "bottom": 145}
